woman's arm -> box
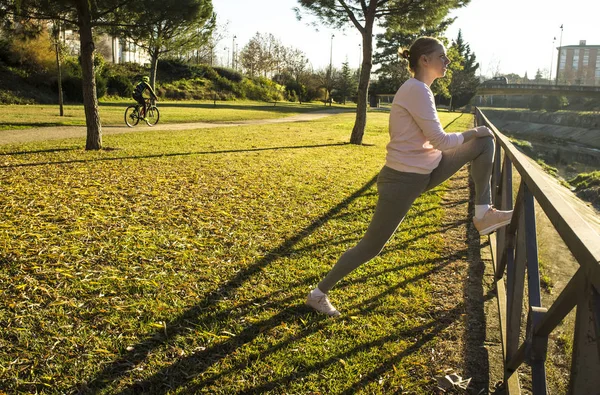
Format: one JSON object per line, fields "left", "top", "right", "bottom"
{"left": 461, "top": 126, "right": 494, "bottom": 144}
{"left": 401, "top": 84, "right": 463, "bottom": 150}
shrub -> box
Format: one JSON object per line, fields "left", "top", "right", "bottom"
{"left": 63, "top": 56, "right": 82, "bottom": 78}
{"left": 529, "top": 95, "right": 544, "bottom": 111}
{"left": 213, "top": 66, "right": 243, "bottom": 83}
{"left": 95, "top": 74, "right": 107, "bottom": 98}
{"left": 545, "top": 96, "right": 567, "bottom": 112}
{"left": 157, "top": 59, "right": 192, "bottom": 81}
{"left": 61, "top": 73, "right": 108, "bottom": 102}
{"left": 107, "top": 74, "right": 133, "bottom": 97}
{"left": 239, "top": 77, "right": 284, "bottom": 101}
{"left": 0, "top": 89, "right": 35, "bottom": 104}
{"left": 569, "top": 171, "right": 600, "bottom": 191}
{"left": 8, "top": 30, "right": 55, "bottom": 73}
{"left": 194, "top": 64, "right": 220, "bottom": 80}
{"left": 62, "top": 75, "right": 83, "bottom": 102}
{"left": 285, "top": 80, "right": 306, "bottom": 102}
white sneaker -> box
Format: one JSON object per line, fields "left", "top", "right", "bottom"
{"left": 473, "top": 208, "right": 513, "bottom": 235}
{"left": 306, "top": 290, "right": 340, "bottom": 317}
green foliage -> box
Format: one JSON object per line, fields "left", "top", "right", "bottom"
{"left": 569, "top": 171, "right": 600, "bottom": 208}
{"left": 285, "top": 80, "right": 306, "bottom": 102}
{"left": 60, "top": 73, "right": 107, "bottom": 102}
{"left": 333, "top": 61, "right": 358, "bottom": 104}
{"left": 113, "top": 0, "right": 215, "bottom": 84}
{"left": 213, "top": 66, "right": 243, "bottom": 82}
{"left": 240, "top": 76, "right": 284, "bottom": 101}
{"left": 107, "top": 74, "right": 133, "bottom": 97}
{"left": 95, "top": 73, "right": 108, "bottom": 98}
{"left": 6, "top": 27, "right": 56, "bottom": 73}
{"left": 569, "top": 171, "right": 600, "bottom": 191}
{"left": 0, "top": 88, "right": 36, "bottom": 104}
{"left": 448, "top": 30, "right": 480, "bottom": 110}
{"left": 536, "top": 159, "right": 559, "bottom": 177}
{"left": 545, "top": 95, "right": 567, "bottom": 112}
{"left": 529, "top": 95, "right": 544, "bottom": 111}
{"left": 372, "top": 22, "right": 452, "bottom": 95}
{"left": 508, "top": 137, "right": 533, "bottom": 154}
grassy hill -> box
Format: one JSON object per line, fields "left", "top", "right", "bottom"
{"left": 0, "top": 57, "right": 285, "bottom": 105}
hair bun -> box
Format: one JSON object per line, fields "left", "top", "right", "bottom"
{"left": 399, "top": 49, "right": 410, "bottom": 60}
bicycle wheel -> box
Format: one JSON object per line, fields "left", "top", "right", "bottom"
{"left": 125, "top": 105, "right": 140, "bottom": 127}
{"left": 145, "top": 106, "right": 160, "bottom": 126}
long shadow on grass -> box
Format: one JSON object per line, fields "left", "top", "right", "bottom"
{"left": 461, "top": 178, "right": 491, "bottom": 391}
{"left": 0, "top": 142, "right": 348, "bottom": 168}
{"left": 443, "top": 112, "right": 466, "bottom": 130}
{"left": 229, "top": 302, "right": 466, "bottom": 394}
{"left": 113, "top": 177, "right": 471, "bottom": 393}
{"left": 125, "top": 246, "right": 468, "bottom": 394}
{"left": 80, "top": 173, "right": 379, "bottom": 394}
{"left": 0, "top": 147, "right": 78, "bottom": 156}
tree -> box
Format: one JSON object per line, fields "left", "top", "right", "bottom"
{"left": 0, "top": 0, "right": 131, "bottom": 150}
{"left": 284, "top": 47, "right": 309, "bottom": 83}
{"left": 239, "top": 32, "right": 283, "bottom": 78}
{"left": 116, "top": 0, "right": 214, "bottom": 89}
{"left": 334, "top": 60, "right": 357, "bottom": 104}
{"left": 372, "top": 23, "right": 452, "bottom": 95}
{"left": 504, "top": 73, "right": 523, "bottom": 84}
{"left": 295, "top": 0, "right": 470, "bottom": 145}
{"left": 447, "top": 29, "right": 479, "bottom": 111}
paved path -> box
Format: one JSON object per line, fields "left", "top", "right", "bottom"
{"left": 0, "top": 108, "right": 352, "bottom": 145}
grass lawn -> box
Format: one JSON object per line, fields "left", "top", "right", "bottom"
{"left": 0, "top": 100, "right": 350, "bottom": 131}
{"left": 0, "top": 110, "right": 475, "bottom": 394}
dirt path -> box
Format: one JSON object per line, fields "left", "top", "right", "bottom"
{"left": 0, "top": 108, "right": 351, "bottom": 146}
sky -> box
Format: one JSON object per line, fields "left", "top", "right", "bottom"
{"left": 213, "top": 0, "right": 600, "bottom": 79}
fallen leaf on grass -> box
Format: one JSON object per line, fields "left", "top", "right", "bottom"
{"left": 435, "top": 372, "right": 472, "bottom": 392}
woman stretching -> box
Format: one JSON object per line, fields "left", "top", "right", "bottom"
{"left": 306, "top": 37, "right": 513, "bottom": 317}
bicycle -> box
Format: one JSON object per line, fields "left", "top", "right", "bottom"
{"left": 124, "top": 98, "right": 160, "bottom": 127}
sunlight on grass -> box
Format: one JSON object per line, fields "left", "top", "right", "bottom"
{"left": 0, "top": 100, "right": 346, "bottom": 130}
{"left": 0, "top": 111, "right": 472, "bottom": 393}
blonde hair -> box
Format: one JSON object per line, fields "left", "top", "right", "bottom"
{"left": 398, "top": 37, "right": 442, "bottom": 74}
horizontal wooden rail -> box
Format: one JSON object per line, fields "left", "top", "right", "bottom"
{"left": 476, "top": 108, "right": 600, "bottom": 394}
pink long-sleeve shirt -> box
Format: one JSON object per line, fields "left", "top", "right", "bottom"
{"left": 385, "top": 78, "right": 464, "bottom": 174}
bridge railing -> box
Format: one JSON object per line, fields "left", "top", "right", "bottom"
{"left": 476, "top": 84, "right": 600, "bottom": 98}
{"left": 475, "top": 107, "right": 600, "bottom": 394}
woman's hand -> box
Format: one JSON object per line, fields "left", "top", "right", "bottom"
{"left": 475, "top": 126, "right": 494, "bottom": 138}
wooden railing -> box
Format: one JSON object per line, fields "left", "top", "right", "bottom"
{"left": 475, "top": 108, "right": 600, "bottom": 394}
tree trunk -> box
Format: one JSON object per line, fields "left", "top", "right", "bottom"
{"left": 55, "top": 43, "right": 64, "bottom": 116}
{"left": 350, "top": 21, "right": 374, "bottom": 145}
{"left": 76, "top": 0, "right": 102, "bottom": 150}
{"left": 54, "top": 23, "right": 64, "bottom": 117}
{"left": 150, "top": 52, "right": 159, "bottom": 90}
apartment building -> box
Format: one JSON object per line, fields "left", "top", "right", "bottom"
{"left": 556, "top": 40, "right": 600, "bottom": 86}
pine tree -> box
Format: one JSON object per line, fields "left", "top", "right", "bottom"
{"left": 448, "top": 29, "right": 480, "bottom": 111}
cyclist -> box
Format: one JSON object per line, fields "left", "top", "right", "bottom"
{"left": 132, "top": 76, "right": 158, "bottom": 119}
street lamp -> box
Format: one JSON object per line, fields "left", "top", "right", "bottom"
{"left": 235, "top": 43, "right": 239, "bottom": 72}
{"left": 328, "top": 33, "right": 334, "bottom": 105}
{"left": 549, "top": 37, "right": 555, "bottom": 85}
{"left": 224, "top": 46, "right": 229, "bottom": 68}
{"left": 232, "top": 35, "right": 236, "bottom": 69}
{"left": 555, "top": 24, "right": 563, "bottom": 85}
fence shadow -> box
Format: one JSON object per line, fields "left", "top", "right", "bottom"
{"left": 462, "top": 177, "right": 491, "bottom": 392}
